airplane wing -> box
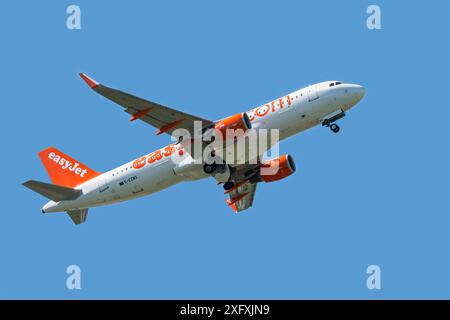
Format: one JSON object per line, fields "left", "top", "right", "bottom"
{"left": 222, "top": 161, "right": 262, "bottom": 213}
{"left": 225, "top": 180, "right": 257, "bottom": 213}
{"left": 79, "top": 73, "right": 214, "bottom": 137}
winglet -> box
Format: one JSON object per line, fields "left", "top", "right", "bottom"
{"left": 79, "top": 73, "right": 99, "bottom": 89}
{"left": 225, "top": 199, "right": 239, "bottom": 213}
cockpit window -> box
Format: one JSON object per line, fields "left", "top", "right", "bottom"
{"left": 329, "top": 83, "right": 335, "bottom": 87}
{"left": 335, "top": 82, "right": 342, "bottom": 85}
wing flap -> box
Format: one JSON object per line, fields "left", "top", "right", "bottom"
{"left": 227, "top": 181, "right": 257, "bottom": 213}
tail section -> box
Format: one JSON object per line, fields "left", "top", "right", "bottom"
{"left": 22, "top": 180, "right": 81, "bottom": 202}
{"left": 67, "top": 209, "right": 88, "bottom": 225}
{"left": 38, "top": 147, "right": 101, "bottom": 188}
{"left": 23, "top": 180, "right": 88, "bottom": 225}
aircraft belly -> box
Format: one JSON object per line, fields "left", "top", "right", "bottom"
{"left": 138, "top": 158, "right": 182, "bottom": 195}
{"left": 65, "top": 158, "right": 183, "bottom": 209}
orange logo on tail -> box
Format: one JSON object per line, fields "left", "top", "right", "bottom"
{"left": 38, "top": 147, "right": 101, "bottom": 188}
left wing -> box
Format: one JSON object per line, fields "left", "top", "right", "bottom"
{"left": 225, "top": 180, "right": 257, "bottom": 213}
{"left": 222, "top": 161, "right": 263, "bottom": 213}
{"left": 79, "top": 73, "right": 213, "bottom": 137}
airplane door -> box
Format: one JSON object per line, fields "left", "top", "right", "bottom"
{"left": 97, "top": 176, "right": 113, "bottom": 203}
{"left": 97, "top": 177, "right": 110, "bottom": 202}
{"left": 307, "top": 85, "right": 319, "bottom": 102}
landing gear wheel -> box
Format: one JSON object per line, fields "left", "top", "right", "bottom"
{"left": 223, "top": 181, "right": 235, "bottom": 191}
{"left": 203, "top": 163, "right": 217, "bottom": 175}
{"left": 330, "top": 124, "right": 340, "bottom": 133}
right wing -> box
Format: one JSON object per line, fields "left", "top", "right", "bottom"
{"left": 79, "top": 73, "right": 214, "bottom": 137}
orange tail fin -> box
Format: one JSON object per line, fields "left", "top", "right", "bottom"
{"left": 38, "top": 147, "right": 101, "bottom": 188}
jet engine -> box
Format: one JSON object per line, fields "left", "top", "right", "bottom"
{"left": 206, "top": 113, "right": 252, "bottom": 141}
{"left": 260, "top": 154, "right": 296, "bottom": 183}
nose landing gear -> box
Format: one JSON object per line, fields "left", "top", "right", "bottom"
{"left": 329, "top": 123, "right": 340, "bottom": 133}
{"left": 321, "top": 110, "right": 345, "bottom": 134}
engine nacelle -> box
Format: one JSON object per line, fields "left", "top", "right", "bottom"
{"left": 213, "top": 112, "right": 252, "bottom": 139}
{"left": 260, "top": 154, "right": 296, "bottom": 183}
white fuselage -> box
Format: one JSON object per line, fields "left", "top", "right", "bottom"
{"left": 43, "top": 81, "right": 365, "bottom": 213}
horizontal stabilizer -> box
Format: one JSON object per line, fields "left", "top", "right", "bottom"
{"left": 22, "top": 180, "right": 81, "bottom": 202}
{"left": 67, "top": 209, "right": 88, "bottom": 225}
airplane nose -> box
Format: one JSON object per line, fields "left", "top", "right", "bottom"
{"left": 342, "top": 84, "right": 365, "bottom": 109}
{"left": 357, "top": 85, "right": 366, "bottom": 100}
{"left": 349, "top": 84, "right": 365, "bottom": 104}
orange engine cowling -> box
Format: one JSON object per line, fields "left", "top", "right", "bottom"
{"left": 260, "top": 154, "right": 296, "bottom": 183}
{"left": 214, "top": 113, "right": 252, "bottom": 138}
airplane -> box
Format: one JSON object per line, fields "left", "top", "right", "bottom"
{"left": 23, "top": 74, "right": 365, "bottom": 224}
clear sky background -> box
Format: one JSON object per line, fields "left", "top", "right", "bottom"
{"left": 1, "top": 0, "right": 449, "bottom": 299}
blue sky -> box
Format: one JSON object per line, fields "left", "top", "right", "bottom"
{"left": 1, "top": 0, "right": 449, "bottom": 299}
